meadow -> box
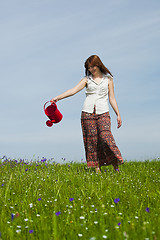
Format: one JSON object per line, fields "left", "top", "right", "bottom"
{"left": 0, "top": 157, "right": 160, "bottom": 240}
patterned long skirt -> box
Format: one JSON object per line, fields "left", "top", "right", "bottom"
{"left": 81, "top": 111, "right": 124, "bottom": 168}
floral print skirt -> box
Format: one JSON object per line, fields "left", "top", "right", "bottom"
{"left": 81, "top": 111, "right": 124, "bottom": 168}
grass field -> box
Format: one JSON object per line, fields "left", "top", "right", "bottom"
{"left": 0, "top": 157, "right": 160, "bottom": 240}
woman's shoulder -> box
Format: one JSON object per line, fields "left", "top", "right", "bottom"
{"left": 106, "top": 74, "right": 113, "bottom": 83}
{"left": 81, "top": 76, "right": 88, "bottom": 83}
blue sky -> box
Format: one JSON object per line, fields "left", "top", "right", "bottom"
{"left": 0, "top": 0, "right": 160, "bottom": 162}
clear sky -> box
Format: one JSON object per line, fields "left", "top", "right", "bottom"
{"left": 0, "top": 0, "right": 160, "bottom": 162}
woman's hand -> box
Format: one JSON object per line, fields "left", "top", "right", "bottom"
{"left": 50, "top": 97, "right": 58, "bottom": 103}
{"left": 117, "top": 115, "right": 122, "bottom": 128}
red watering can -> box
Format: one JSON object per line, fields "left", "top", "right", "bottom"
{"left": 44, "top": 101, "right": 63, "bottom": 127}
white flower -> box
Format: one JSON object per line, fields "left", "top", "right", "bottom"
{"left": 94, "top": 221, "right": 98, "bottom": 224}
{"left": 78, "top": 233, "right": 83, "bottom": 237}
{"left": 111, "top": 205, "right": 114, "bottom": 208}
{"left": 29, "top": 203, "right": 33, "bottom": 208}
{"left": 103, "top": 236, "right": 107, "bottom": 239}
{"left": 16, "top": 230, "right": 21, "bottom": 233}
{"left": 24, "top": 219, "right": 28, "bottom": 221}
{"left": 80, "top": 216, "right": 85, "bottom": 219}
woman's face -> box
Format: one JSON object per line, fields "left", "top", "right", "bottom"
{"left": 88, "top": 64, "right": 101, "bottom": 76}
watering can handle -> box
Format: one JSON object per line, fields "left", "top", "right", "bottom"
{"left": 44, "top": 101, "right": 57, "bottom": 111}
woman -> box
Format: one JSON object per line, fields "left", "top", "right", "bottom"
{"left": 51, "top": 55, "right": 123, "bottom": 173}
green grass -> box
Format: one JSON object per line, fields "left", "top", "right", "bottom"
{"left": 0, "top": 157, "right": 160, "bottom": 240}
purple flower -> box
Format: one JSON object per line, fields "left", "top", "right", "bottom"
{"left": 69, "top": 198, "right": 74, "bottom": 201}
{"left": 25, "top": 169, "right": 28, "bottom": 172}
{"left": 145, "top": 207, "right": 150, "bottom": 213}
{"left": 118, "top": 222, "right": 121, "bottom": 226}
{"left": 29, "top": 230, "right": 33, "bottom": 233}
{"left": 55, "top": 211, "right": 61, "bottom": 216}
{"left": 38, "top": 198, "right": 41, "bottom": 201}
{"left": 114, "top": 198, "right": 120, "bottom": 204}
{"left": 41, "top": 158, "right": 47, "bottom": 162}
{"left": 2, "top": 184, "right": 4, "bottom": 186}
{"left": 11, "top": 213, "right": 14, "bottom": 221}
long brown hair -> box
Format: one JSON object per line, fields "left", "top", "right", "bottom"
{"left": 84, "top": 55, "right": 113, "bottom": 77}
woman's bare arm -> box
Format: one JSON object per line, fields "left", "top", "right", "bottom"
{"left": 108, "top": 77, "right": 122, "bottom": 128}
{"left": 50, "top": 77, "right": 87, "bottom": 103}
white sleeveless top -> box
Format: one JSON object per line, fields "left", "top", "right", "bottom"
{"left": 82, "top": 74, "right": 110, "bottom": 114}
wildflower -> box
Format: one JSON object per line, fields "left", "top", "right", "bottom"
{"left": 29, "top": 203, "right": 33, "bottom": 208}
{"left": 103, "top": 236, "right": 107, "bottom": 239}
{"left": 25, "top": 169, "right": 28, "bottom": 172}
{"left": 114, "top": 198, "right": 120, "bottom": 204}
{"left": 55, "top": 211, "right": 61, "bottom": 216}
{"left": 2, "top": 184, "right": 4, "bottom": 186}
{"left": 80, "top": 216, "right": 85, "bottom": 219}
{"left": 118, "top": 222, "right": 121, "bottom": 226}
{"left": 145, "top": 208, "right": 150, "bottom": 213}
{"left": 11, "top": 213, "right": 14, "bottom": 221}
{"left": 16, "top": 212, "right": 20, "bottom": 218}
{"left": 41, "top": 158, "right": 47, "bottom": 162}
{"left": 24, "top": 219, "right": 29, "bottom": 221}
{"left": 29, "top": 230, "right": 33, "bottom": 233}
{"left": 38, "top": 198, "right": 41, "bottom": 201}
{"left": 78, "top": 233, "right": 83, "bottom": 237}
{"left": 16, "top": 230, "right": 21, "bottom": 233}
{"left": 69, "top": 198, "right": 74, "bottom": 201}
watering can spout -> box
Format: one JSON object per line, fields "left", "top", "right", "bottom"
{"left": 44, "top": 101, "right": 63, "bottom": 127}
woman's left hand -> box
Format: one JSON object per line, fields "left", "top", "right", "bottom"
{"left": 117, "top": 115, "right": 122, "bottom": 128}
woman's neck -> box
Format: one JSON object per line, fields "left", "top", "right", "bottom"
{"left": 92, "top": 73, "right": 103, "bottom": 79}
